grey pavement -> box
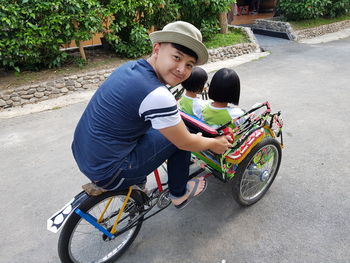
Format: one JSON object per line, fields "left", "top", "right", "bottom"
{"left": 1, "top": 32, "right": 350, "bottom": 263}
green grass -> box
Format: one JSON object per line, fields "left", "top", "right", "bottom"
{"left": 289, "top": 14, "right": 350, "bottom": 30}
{"left": 51, "top": 106, "right": 62, "bottom": 110}
{"left": 204, "top": 28, "right": 249, "bottom": 49}
{"left": 0, "top": 56, "right": 128, "bottom": 91}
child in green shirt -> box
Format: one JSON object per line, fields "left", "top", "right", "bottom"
{"left": 178, "top": 67, "right": 208, "bottom": 119}
{"left": 202, "top": 68, "right": 245, "bottom": 129}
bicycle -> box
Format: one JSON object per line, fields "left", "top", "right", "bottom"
{"left": 47, "top": 101, "right": 283, "bottom": 263}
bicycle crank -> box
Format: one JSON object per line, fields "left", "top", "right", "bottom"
{"left": 157, "top": 189, "right": 171, "bottom": 208}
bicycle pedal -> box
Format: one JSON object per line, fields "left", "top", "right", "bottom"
{"left": 157, "top": 189, "right": 171, "bottom": 209}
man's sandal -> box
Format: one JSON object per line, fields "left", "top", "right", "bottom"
{"left": 82, "top": 183, "right": 107, "bottom": 196}
{"left": 172, "top": 177, "right": 208, "bottom": 210}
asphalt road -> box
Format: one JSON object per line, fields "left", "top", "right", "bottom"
{"left": 1, "top": 35, "right": 349, "bottom": 263}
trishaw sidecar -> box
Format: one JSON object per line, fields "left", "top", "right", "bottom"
{"left": 181, "top": 101, "right": 284, "bottom": 206}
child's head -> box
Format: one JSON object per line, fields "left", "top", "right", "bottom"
{"left": 181, "top": 67, "right": 208, "bottom": 94}
{"left": 209, "top": 68, "right": 240, "bottom": 105}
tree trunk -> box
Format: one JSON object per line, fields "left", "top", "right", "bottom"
{"left": 73, "top": 21, "right": 87, "bottom": 61}
{"left": 76, "top": 40, "right": 87, "bottom": 61}
{"left": 219, "top": 12, "right": 228, "bottom": 34}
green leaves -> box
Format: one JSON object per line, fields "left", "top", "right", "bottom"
{"left": 106, "top": 23, "right": 152, "bottom": 58}
{"left": 1, "top": 0, "right": 243, "bottom": 71}
{"left": 277, "top": 0, "right": 347, "bottom": 21}
{"left": 173, "top": 0, "right": 235, "bottom": 40}
{"left": 324, "top": 0, "right": 350, "bottom": 18}
{"left": 103, "top": 0, "right": 236, "bottom": 58}
{"left": 0, "top": 0, "right": 103, "bottom": 71}
{"left": 103, "top": 0, "right": 163, "bottom": 58}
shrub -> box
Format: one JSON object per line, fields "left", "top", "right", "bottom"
{"left": 0, "top": 0, "right": 239, "bottom": 70}
{"left": 151, "top": 0, "right": 180, "bottom": 30}
{"left": 277, "top": 0, "right": 331, "bottom": 21}
{"left": 105, "top": 23, "right": 152, "bottom": 58}
{"left": 324, "top": 0, "right": 350, "bottom": 18}
{"left": 174, "top": 0, "right": 236, "bottom": 40}
{"left": 0, "top": 0, "right": 103, "bottom": 71}
{"left": 277, "top": 0, "right": 349, "bottom": 21}
{"left": 102, "top": 0, "right": 167, "bottom": 58}
{"left": 102, "top": 0, "right": 236, "bottom": 57}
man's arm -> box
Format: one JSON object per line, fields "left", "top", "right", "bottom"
{"left": 159, "top": 120, "right": 232, "bottom": 154}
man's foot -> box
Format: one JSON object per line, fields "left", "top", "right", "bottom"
{"left": 136, "top": 180, "right": 151, "bottom": 195}
{"left": 171, "top": 177, "right": 207, "bottom": 209}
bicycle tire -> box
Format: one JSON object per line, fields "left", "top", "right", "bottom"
{"left": 58, "top": 190, "right": 144, "bottom": 263}
{"left": 231, "top": 137, "right": 282, "bottom": 206}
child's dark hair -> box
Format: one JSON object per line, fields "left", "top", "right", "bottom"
{"left": 208, "top": 68, "right": 240, "bottom": 105}
{"left": 181, "top": 67, "right": 208, "bottom": 93}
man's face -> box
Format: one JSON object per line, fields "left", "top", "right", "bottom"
{"left": 153, "top": 43, "right": 197, "bottom": 87}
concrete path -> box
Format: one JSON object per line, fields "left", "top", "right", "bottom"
{"left": 1, "top": 32, "right": 350, "bottom": 263}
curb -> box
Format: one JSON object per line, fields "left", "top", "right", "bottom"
{"left": 298, "top": 27, "right": 350, "bottom": 44}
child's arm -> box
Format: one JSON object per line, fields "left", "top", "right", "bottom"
{"left": 228, "top": 107, "right": 246, "bottom": 126}
{"left": 192, "top": 98, "right": 207, "bottom": 120}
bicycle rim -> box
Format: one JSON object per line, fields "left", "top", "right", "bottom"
{"left": 68, "top": 195, "right": 141, "bottom": 263}
{"left": 240, "top": 144, "right": 279, "bottom": 201}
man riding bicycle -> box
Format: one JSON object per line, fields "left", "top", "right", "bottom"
{"left": 72, "top": 21, "right": 232, "bottom": 209}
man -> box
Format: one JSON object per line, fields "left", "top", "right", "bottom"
{"left": 72, "top": 21, "right": 232, "bottom": 209}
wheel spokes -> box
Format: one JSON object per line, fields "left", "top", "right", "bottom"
{"left": 240, "top": 145, "right": 279, "bottom": 201}
{"left": 68, "top": 196, "right": 141, "bottom": 263}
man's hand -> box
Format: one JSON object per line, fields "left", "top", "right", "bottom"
{"left": 159, "top": 121, "right": 232, "bottom": 154}
{"left": 210, "top": 135, "right": 232, "bottom": 154}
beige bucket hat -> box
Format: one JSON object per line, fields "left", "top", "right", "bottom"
{"left": 149, "top": 21, "right": 208, "bottom": 65}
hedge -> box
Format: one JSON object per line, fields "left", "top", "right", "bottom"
{"left": 2, "top": 0, "right": 348, "bottom": 71}
{"left": 277, "top": 0, "right": 350, "bottom": 21}
{"left": 103, "top": 0, "right": 236, "bottom": 58}
{"left": 0, "top": 0, "right": 103, "bottom": 71}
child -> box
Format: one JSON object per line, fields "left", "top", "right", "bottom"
{"left": 202, "top": 68, "right": 245, "bottom": 129}
{"left": 178, "top": 67, "right": 208, "bottom": 119}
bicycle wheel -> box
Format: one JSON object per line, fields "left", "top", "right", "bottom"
{"left": 58, "top": 190, "right": 144, "bottom": 263}
{"left": 231, "top": 138, "right": 282, "bottom": 206}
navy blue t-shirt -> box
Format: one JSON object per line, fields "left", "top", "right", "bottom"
{"left": 72, "top": 59, "right": 180, "bottom": 181}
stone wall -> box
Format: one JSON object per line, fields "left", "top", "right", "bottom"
{"left": 250, "top": 18, "right": 350, "bottom": 41}
{"left": 208, "top": 42, "right": 258, "bottom": 63}
{"left": 0, "top": 70, "right": 112, "bottom": 109}
{"left": 295, "top": 20, "right": 350, "bottom": 40}
{"left": 250, "top": 18, "right": 298, "bottom": 40}
{"left": 0, "top": 27, "right": 259, "bottom": 110}
{"left": 208, "top": 26, "right": 259, "bottom": 62}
